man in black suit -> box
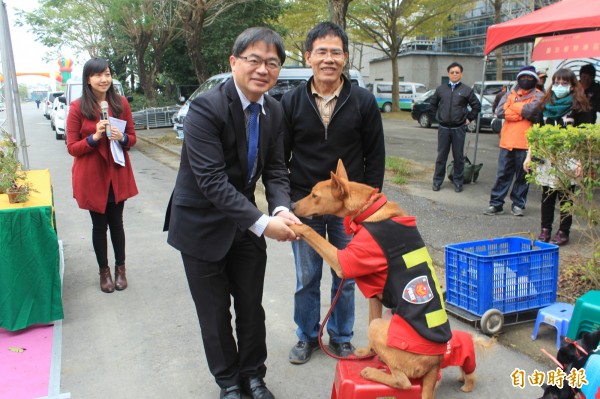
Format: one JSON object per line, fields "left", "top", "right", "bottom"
{"left": 165, "top": 27, "right": 299, "bottom": 399}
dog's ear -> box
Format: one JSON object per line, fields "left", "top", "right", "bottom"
{"left": 335, "top": 159, "right": 348, "bottom": 180}
{"left": 331, "top": 171, "right": 349, "bottom": 200}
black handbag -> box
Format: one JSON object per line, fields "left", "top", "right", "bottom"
{"left": 447, "top": 156, "right": 483, "bottom": 184}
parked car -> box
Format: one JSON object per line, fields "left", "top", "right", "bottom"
{"left": 52, "top": 100, "right": 67, "bottom": 140}
{"left": 173, "top": 68, "right": 366, "bottom": 139}
{"left": 411, "top": 91, "right": 494, "bottom": 131}
{"left": 366, "top": 81, "right": 428, "bottom": 112}
{"left": 472, "top": 80, "right": 514, "bottom": 103}
{"left": 49, "top": 97, "right": 61, "bottom": 130}
{"left": 43, "top": 91, "right": 64, "bottom": 119}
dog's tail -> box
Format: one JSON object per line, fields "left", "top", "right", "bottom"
{"left": 472, "top": 333, "right": 496, "bottom": 356}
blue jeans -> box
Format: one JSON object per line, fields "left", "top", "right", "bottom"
{"left": 291, "top": 215, "right": 355, "bottom": 343}
{"left": 489, "top": 148, "right": 529, "bottom": 209}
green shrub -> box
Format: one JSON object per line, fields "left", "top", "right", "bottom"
{"left": 527, "top": 123, "right": 600, "bottom": 288}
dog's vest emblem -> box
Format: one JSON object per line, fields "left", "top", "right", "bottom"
{"left": 363, "top": 218, "right": 452, "bottom": 344}
{"left": 403, "top": 276, "right": 433, "bottom": 304}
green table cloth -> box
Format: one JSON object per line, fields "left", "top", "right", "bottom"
{"left": 0, "top": 170, "right": 64, "bottom": 331}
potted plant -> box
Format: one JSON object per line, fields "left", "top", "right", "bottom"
{"left": 0, "top": 131, "right": 30, "bottom": 203}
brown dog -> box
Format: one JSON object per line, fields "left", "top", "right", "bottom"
{"left": 290, "top": 160, "right": 453, "bottom": 399}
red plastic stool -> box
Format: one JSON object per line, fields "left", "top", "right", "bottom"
{"left": 330, "top": 358, "right": 423, "bottom": 399}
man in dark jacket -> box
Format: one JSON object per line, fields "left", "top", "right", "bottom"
{"left": 281, "top": 22, "right": 385, "bottom": 365}
{"left": 430, "top": 62, "right": 481, "bottom": 193}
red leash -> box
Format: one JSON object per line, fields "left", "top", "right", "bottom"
{"left": 318, "top": 278, "right": 376, "bottom": 361}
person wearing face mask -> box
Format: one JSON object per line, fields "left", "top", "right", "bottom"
{"left": 484, "top": 65, "right": 544, "bottom": 217}
{"left": 523, "top": 68, "right": 590, "bottom": 246}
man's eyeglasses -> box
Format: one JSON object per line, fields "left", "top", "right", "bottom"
{"left": 237, "top": 55, "right": 281, "bottom": 71}
{"left": 310, "top": 48, "right": 345, "bottom": 60}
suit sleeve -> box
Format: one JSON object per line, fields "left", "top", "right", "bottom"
{"left": 260, "top": 99, "right": 293, "bottom": 215}
{"left": 183, "top": 95, "right": 263, "bottom": 231}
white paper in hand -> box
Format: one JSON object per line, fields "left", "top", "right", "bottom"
{"left": 108, "top": 116, "right": 127, "bottom": 166}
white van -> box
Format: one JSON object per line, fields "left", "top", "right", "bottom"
{"left": 366, "top": 81, "right": 428, "bottom": 112}
{"left": 172, "top": 68, "right": 366, "bottom": 139}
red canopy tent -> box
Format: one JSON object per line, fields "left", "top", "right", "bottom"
{"left": 484, "top": 0, "right": 600, "bottom": 56}
{"left": 469, "top": 0, "right": 600, "bottom": 165}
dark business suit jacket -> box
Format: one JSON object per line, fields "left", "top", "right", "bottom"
{"left": 165, "top": 78, "right": 291, "bottom": 261}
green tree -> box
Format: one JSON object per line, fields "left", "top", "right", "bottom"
{"left": 16, "top": 0, "right": 111, "bottom": 58}
{"left": 106, "top": 0, "right": 182, "bottom": 102}
{"left": 199, "top": 0, "right": 284, "bottom": 77}
{"left": 348, "top": 0, "right": 472, "bottom": 112}
{"left": 176, "top": 0, "right": 257, "bottom": 85}
{"left": 275, "top": 0, "right": 327, "bottom": 66}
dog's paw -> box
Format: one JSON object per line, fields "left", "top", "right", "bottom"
{"left": 289, "top": 224, "right": 309, "bottom": 237}
{"left": 460, "top": 384, "right": 474, "bottom": 392}
{"left": 354, "top": 347, "right": 373, "bottom": 357}
{"left": 360, "top": 367, "right": 378, "bottom": 380}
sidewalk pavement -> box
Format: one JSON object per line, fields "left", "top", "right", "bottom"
{"left": 20, "top": 103, "right": 569, "bottom": 398}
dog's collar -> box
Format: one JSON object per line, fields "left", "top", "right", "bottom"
{"left": 344, "top": 189, "right": 387, "bottom": 234}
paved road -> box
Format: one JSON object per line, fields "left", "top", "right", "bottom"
{"left": 15, "top": 103, "right": 569, "bottom": 398}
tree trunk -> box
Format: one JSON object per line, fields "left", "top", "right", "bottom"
{"left": 183, "top": 29, "right": 208, "bottom": 84}
{"left": 495, "top": 48, "right": 503, "bottom": 80}
{"left": 328, "top": 0, "right": 349, "bottom": 29}
{"left": 391, "top": 54, "right": 400, "bottom": 112}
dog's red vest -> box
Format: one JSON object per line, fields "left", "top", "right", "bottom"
{"left": 362, "top": 219, "right": 452, "bottom": 344}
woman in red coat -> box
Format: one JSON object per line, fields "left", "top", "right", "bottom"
{"left": 66, "top": 58, "right": 138, "bottom": 293}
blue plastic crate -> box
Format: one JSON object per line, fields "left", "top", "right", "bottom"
{"left": 445, "top": 237, "right": 559, "bottom": 317}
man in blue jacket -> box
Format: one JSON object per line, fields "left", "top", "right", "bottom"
{"left": 430, "top": 62, "right": 481, "bottom": 192}
{"left": 281, "top": 22, "right": 385, "bottom": 365}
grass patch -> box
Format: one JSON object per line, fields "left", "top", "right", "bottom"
{"left": 386, "top": 156, "right": 415, "bottom": 185}
{"left": 380, "top": 110, "right": 413, "bottom": 122}
{"left": 156, "top": 135, "right": 182, "bottom": 146}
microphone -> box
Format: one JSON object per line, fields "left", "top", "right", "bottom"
{"left": 100, "top": 101, "right": 112, "bottom": 136}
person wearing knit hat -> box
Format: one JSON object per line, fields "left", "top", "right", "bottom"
{"left": 516, "top": 65, "right": 539, "bottom": 84}
{"left": 484, "top": 65, "right": 544, "bottom": 217}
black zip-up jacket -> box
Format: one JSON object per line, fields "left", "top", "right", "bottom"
{"left": 281, "top": 75, "right": 385, "bottom": 202}
{"left": 429, "top": 82, "right": 481, "bottom": 127}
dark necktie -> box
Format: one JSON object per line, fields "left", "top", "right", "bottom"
{"left": 247, "top": 103, "right": 261, "bottom": 184}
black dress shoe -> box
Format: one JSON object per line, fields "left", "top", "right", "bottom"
{"left": 242, "top": 377, "right": 274, "bottom": 399}
{"left": 432, "top": 184, "right": 440, "bottom": 191}
{"left": 454, "top": 185, "right": 463, "bottom": 193}
{"left": 219, "top": 385, "right": 241, "bottom": 399}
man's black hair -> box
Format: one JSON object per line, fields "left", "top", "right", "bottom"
{"left": 447, "top": 62, "right": 464, "bottom": 72}
{"left": 305, "top": 22, "right": 349, "bottom": 53}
